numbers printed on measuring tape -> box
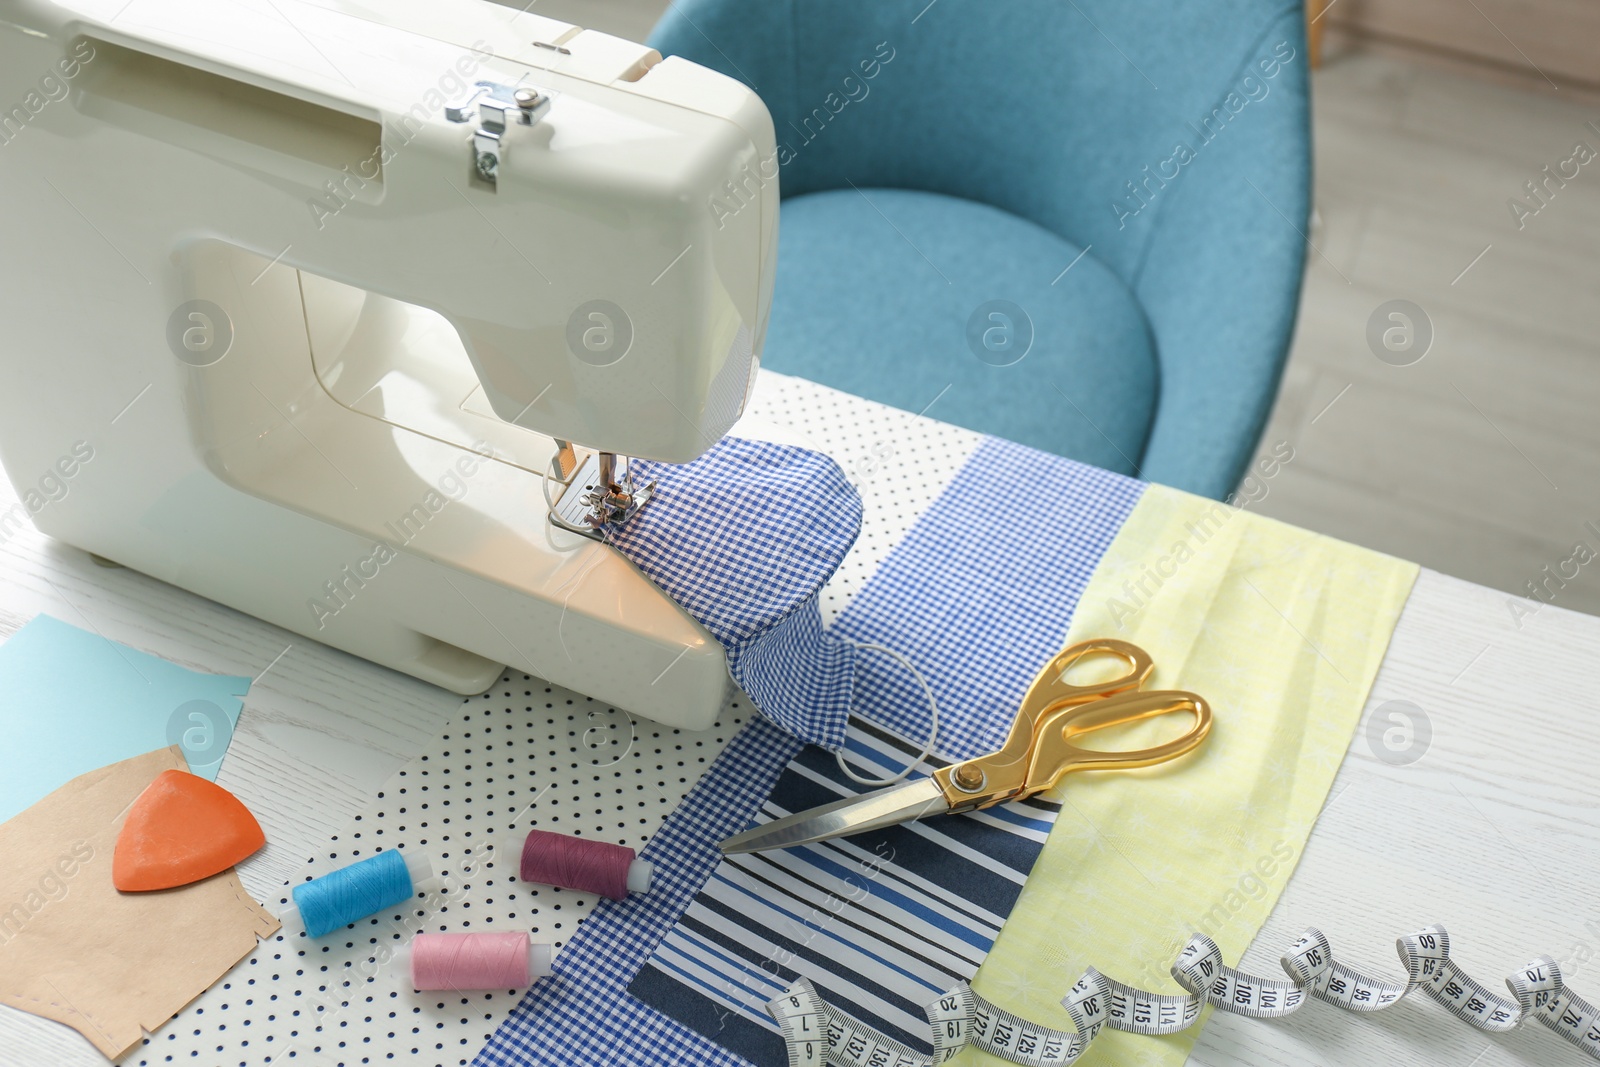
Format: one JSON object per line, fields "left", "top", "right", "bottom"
{"left": 768, "top": 981, "right": 929, "bottom": 1067}
{"left": 769, "top": 925, "right": 1600, "bottom": 1067}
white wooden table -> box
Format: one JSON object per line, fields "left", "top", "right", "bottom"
{"left": 2, "top": 374, "right": 1597, "bottom": 1067}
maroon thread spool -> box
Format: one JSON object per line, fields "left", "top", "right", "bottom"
{"left": 498, "top": 828, "right": 653, "bottom": 900}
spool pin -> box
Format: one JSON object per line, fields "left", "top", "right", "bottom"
{"left": 498, "top": 828, "right": 652, "bottom": 899}
{"left": 279, "top": 851, "right": 439, "bottom": 938}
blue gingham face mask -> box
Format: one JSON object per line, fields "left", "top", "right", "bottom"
{"left": 608, "top": 437, "right": 864, "bottom": 751}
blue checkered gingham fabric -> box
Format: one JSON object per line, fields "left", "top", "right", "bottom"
{"left": 610, "top": 437, "right": 863, "bottom": 750}
{"left": 473, "top": 436, "right": 1144, "bottom": 1067}
{"left": 835, "top": 437, "right": 1146, "bottom": 760}
{"left": 476, "top": 716, "right": 801, "bottom": 1067}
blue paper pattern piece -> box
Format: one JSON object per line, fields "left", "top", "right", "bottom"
{"left": 617, "top": 438, "right": 863, "bottom": 750}
{"left": 473, "top": 438, "right": 1143, "bottom": 1067}
{"left": 0, "top": 614, "right": 250, "bottom": 822}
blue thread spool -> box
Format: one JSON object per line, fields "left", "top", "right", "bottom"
{"left": 279, "top": 850, "right": 437, "bottom": 938}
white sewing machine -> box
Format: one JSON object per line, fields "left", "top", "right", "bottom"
{"left": 0, "top": 0, "right": 778, "bottom": 729}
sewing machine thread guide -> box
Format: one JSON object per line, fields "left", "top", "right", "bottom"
{"left": 446, "top": 80, "right": 555, "bottom": 184}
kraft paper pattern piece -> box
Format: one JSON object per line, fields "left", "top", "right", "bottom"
{"left": 959, "top": 484, "right": 1419, "bottom": 1067}
{"left": 0, "top": 746, "right": 278, "bottom": 1060}
{"left": 0, "top": 614, "right": 251, "bottom": 822}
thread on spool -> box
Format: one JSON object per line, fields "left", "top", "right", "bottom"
{"left": 411, "top": 932, "right": 532, "bottom": 991}
{"left": 294, "top": 850, "right": 414, "bottom": 938}
{"left": 519, "top": 829, "right": 635, "bottom": 900}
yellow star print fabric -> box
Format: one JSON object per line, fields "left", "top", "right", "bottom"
{"left": 959, "top": 483, "right": 1418, "bottom": 1066}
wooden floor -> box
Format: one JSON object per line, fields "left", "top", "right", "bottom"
{"left": 532, "top": 0, "right": 1600, "bottom": 616}
{"left": 1251, "top": 48, "right": 1600, "bottom": 618}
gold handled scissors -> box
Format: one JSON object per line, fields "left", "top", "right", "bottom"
{"left": 719, "top": 638, "right": 1212, "bottom": 854}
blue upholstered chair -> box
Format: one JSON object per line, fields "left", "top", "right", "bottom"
{"left": 650, "top": 0, "right": 1311, "bottom": 499}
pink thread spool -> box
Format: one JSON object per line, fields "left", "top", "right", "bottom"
{"left": 398, "top": 932, "right": 554, "bottom": 991}
{"left": 497, "top": 828, "right": 652, "bottom": 899}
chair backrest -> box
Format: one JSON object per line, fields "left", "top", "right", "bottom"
{"left": 650, "top": 0, "right": 1308, "bottom": 286}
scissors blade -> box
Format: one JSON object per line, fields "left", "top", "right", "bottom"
{"left": 719, "top": 776, "right": 950, "bottom": 855}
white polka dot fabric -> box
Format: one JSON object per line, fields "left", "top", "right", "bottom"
{"left": 123, "top": 375, "right": 980, "bottom": 1066}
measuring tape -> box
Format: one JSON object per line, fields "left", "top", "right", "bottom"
{"left": 768, "top": 925, "right": 1600, "bottom": 1066}
{"left": 767, "top": 976, "right": 1106, "bottom": 1067}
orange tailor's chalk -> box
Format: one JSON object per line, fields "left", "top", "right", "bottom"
{"left": 113, "top": 769, "right": 266, "bottom": 892}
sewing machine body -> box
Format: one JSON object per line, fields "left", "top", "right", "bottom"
{"left": 0, "top": 0, "right": 779, "bottom": 728}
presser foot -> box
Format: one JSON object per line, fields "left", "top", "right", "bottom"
{"left": 547, "top": 447, "right": 656, "bottom": 540}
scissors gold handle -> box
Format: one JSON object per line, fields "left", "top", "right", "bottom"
{"left": 932, "top": 638, "right": 1211, "bottom": 811}
{"left": 718, "top": 638, "right": 1212, "bottom": 854}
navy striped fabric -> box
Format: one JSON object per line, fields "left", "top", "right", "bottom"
{"left": 474, "top": 438, "right": 1144, "bottom": 1067}
{"left": 633, "top": 720, "right": 1060, "bottom": 1061}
